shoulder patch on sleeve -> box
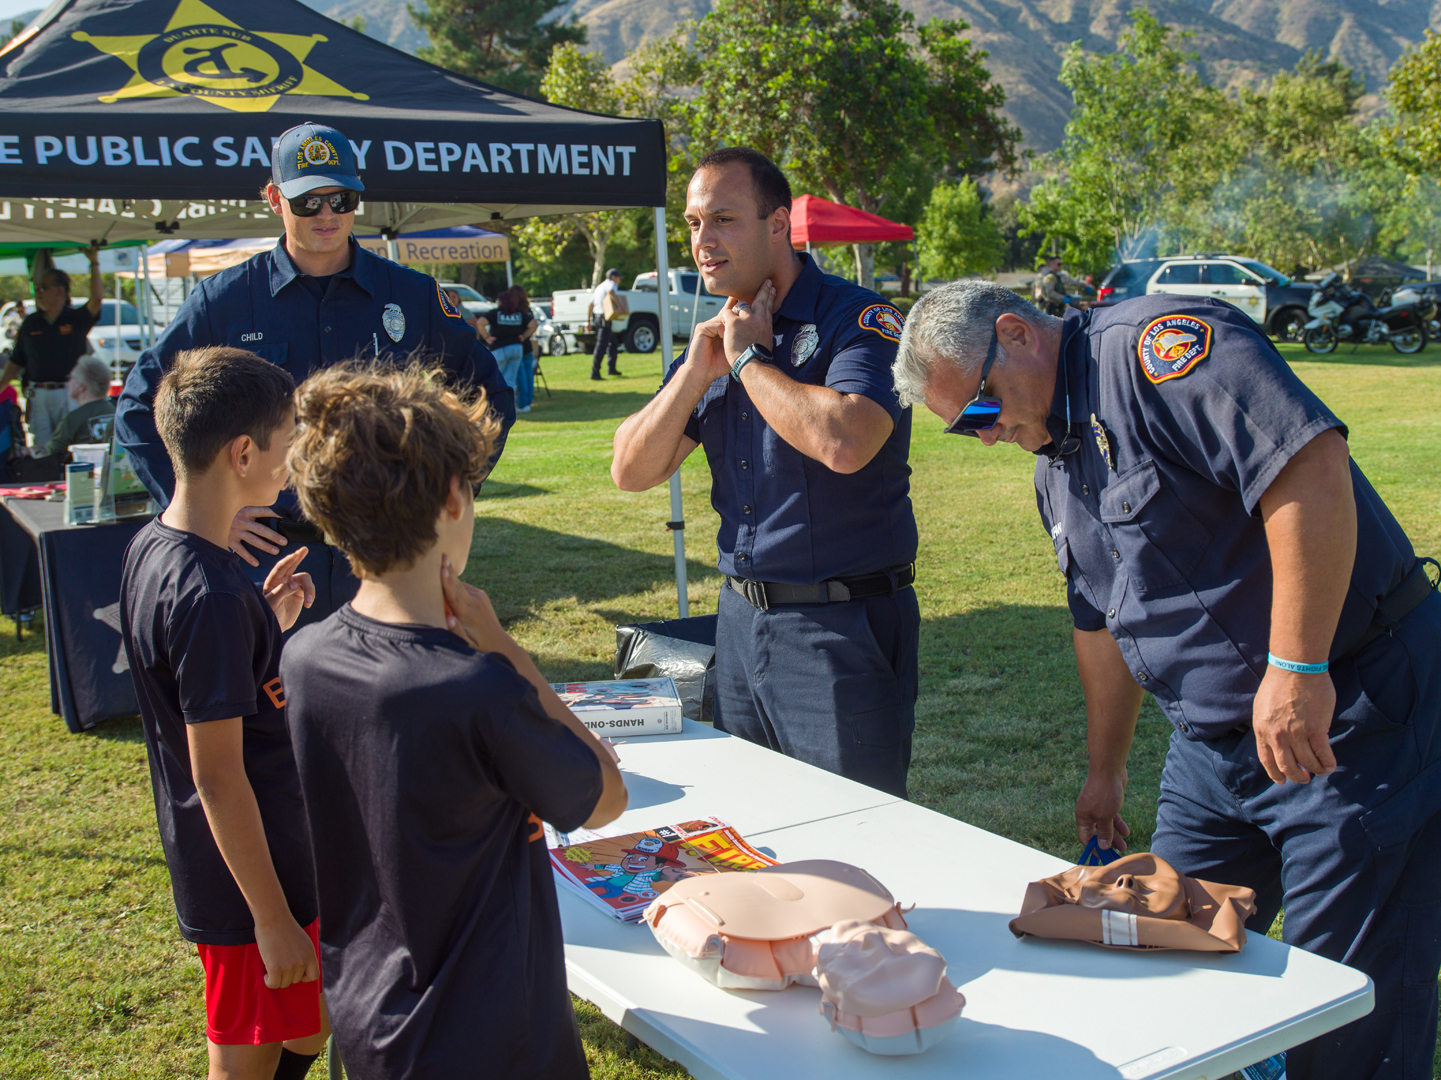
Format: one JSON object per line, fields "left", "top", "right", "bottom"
{"left": 858, "top": 303, "right": 904, "bottom": 342}
{"left": 436, "top": 281, "right": 462, "bottom": 319}
{"left": 1137, "top": 314, "right": 1211, "bottom": 383}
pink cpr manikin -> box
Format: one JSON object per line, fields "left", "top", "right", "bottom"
{"left": 643, "top": 861, "right": 964, "bottom": 1056}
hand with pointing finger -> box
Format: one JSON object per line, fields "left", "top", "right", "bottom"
{"left": 262, "top": 545, "right": 314, "bottom": 631}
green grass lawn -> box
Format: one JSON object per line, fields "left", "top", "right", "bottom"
{"left": 0, "top": 340, "right": 1437, "bottom": 1077}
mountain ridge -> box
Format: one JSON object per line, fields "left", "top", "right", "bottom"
{"left": 302, "top": 0, "right": 1439, "bottom": 151}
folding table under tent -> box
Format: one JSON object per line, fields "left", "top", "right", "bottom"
{"left": 0, "top": 0, "right": 691, "bottom": 614}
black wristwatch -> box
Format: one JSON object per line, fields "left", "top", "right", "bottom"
{"left": 730, "top": 343, "right": 774, "bottom": 381}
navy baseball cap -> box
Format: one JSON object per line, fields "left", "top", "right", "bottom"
{"left": 271, "top": 123, "right": 365, "bottom": 198}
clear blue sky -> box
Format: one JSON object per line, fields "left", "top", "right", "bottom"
{"left": 0, "top": 4, "right": 40, "bottom": 26}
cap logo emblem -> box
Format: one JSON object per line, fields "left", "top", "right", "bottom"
{"left": 382, "top": 303, "right": 405, "bottom": 342}
{"left": 299, "top": 137, "right": 335, "bottom": 168}
{"left": 791, "top": 323, "right": 819, "bottom": 366}
{"left": 1138, "top": 315, "right": 1211, "bottom": 383}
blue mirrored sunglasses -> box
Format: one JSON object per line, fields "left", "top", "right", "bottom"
{"left": 944, "top": 328, "right": 1001, "bottom": 436}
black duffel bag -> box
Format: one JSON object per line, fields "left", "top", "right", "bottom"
{"left": 614, "top": 614, "right": 717, "bottom": 725}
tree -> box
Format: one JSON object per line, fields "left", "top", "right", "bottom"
{"left": 1020, "top": 11, "right": 1229, "bottom": 275}
{"left": 1193, "top": 53, "right": 1394, "bottom": 275}
{"left": 916, "top": 180, "right": 1005, "bottom": 281}
{"left": 681, "top": 0, "right": 1021, "bottom": 290}
{"left": 512, "top": 45, "right": 639, "bottom": 288}
{"left": 515, "top": 42, "right": 695, "bottom": 288}
{"left": 409, "top": 0, "right": 585, "bottom": 98}
{"left": 1385, "top": 30, "right": 1441, "bottom": 177}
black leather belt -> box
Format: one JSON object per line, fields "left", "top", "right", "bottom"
{"left": 31, "top": 381, "right": 65, "bottom": 389}
{"left": 1335, "top": 557, "right": 1438, "bottom": 662}
{"left": 726, "top": 564, "right": 915, "bottom": 610}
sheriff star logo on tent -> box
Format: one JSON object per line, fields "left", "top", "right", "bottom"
{"left": 73, "top": 0, "right": 368, "bottom": 113}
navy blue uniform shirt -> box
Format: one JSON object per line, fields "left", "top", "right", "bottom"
{"left": 115, "top": 237, "right": 514, "bottom": 515}
{"left": 664, "top": 254, "right": 916, "bottom": 584}
{"left": 1036, "top": 296, "right": 1418, "bottom": 741}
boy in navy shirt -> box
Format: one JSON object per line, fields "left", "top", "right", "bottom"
{"left": 120, "top": 347, "right": 329, "bottom": 1079}
{"left": 281, "top": 364, "right": 627, "bottom": 1079}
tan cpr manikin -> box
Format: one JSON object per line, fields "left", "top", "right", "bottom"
{"left": 1008, "top": 852, "right": 1258, "bottom": 952}
{"left": 642, "top": 860, "right": 964, "bottom": 1055}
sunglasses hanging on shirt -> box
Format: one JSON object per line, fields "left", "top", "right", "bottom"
{"left": 287, "top": 190, "right": 361, "bottom": 217}
{"left": 1049, "top": 348, "right": 1082, "bottom": 465}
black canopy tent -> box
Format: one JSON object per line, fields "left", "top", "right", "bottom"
{"left": 0, "top": 0, "right": 690, "bottom": 614}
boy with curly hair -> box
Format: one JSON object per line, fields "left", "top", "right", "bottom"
{"left": 281, "top": 365, "right": 627, "bottom": 1079}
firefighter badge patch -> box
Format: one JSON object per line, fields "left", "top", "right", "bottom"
{"left": 1137, "top": 315, "right": 1211, "bottom": 383}
{"left": 858, "top": 303, "right": 904, "bottom": 342}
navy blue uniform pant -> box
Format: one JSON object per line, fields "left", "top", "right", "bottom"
{"left": 1152, "top": 591, "right": 1441, "bottom": 1080}
{"left": 713, "top": 582, "right": 919, "bottom": 798}
{"left": 242, "top": 541, "right": 360, "bottom": 638}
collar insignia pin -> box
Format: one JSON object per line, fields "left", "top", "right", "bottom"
{"left": 382, "top": 303, "right": 405, "bottom": 343}
{"left": 791, "top": 323, "right": 819, "bottom": 367}
{"left": 1090, "top": 413, "right": 1114, "bottom": 472}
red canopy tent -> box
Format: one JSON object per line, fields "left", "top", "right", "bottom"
{"left": 789, "top": 194, "right": 914, "bottom": 247}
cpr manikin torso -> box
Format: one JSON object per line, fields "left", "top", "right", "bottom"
{"left": 643, "top": 860, "right": 964, "bottom": 1055}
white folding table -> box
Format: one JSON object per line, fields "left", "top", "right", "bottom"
{"left": 562, "top": 722, "right": 1373, "bottom": 1080}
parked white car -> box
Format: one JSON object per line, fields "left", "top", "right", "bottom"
{"left": 89, "top": 299, "right": 165, "bottom": 375}
{"left": 550, "top": 271, "right": 726, "bottom": 353}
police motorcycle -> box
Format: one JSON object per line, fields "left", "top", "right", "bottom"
{"left": 1386, "top": 283, "right": 1441, "bottom": 345}
{"left": 1303, "top": 273, "right": 1427, "bottom": 354}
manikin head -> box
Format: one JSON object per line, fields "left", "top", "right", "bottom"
{"left": 684, "top": 147, "right": 795, "bottom": 301}
{"left": 1065, "top": 861, "right": 1190, "bottom": 921}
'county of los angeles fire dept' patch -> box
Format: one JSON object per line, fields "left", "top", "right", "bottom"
{"left": 436, "top": 282, "right": 462, "bottom": 318}
{"left": 1137, "top": 314, "right": 1212, "bottom": 383}
{"left": 858, "top": 303, "right": 904, "bottom": 342}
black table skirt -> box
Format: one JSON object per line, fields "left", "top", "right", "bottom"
{"left": 4, "top": 498, "right": 148, "bottom": 732}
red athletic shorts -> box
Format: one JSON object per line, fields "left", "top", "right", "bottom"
{"left": 195, "top": 918, "right": 322, "bottom": 1045}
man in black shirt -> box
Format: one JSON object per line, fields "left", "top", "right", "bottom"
{"left": 0, "top": 248, "right": 104, "bottom": 450}
{"left": 282, "top": 364, "right": 626, "bottom": 1079}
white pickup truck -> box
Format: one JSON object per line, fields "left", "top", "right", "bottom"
{"left": 550, "top": 270, "right": 726, "bottom": 354}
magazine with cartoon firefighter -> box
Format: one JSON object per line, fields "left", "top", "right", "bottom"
{"left": 549, "top": 816, "right": 778, "bottom": 923}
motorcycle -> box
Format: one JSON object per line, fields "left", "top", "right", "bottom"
{"left": 1387, "top": 284, "right": 1440, "bottom": 345}
{"left": 1303, "top": 273, "right": 1427, "bottom": 354}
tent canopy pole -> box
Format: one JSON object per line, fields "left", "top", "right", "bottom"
{"left": 654, "top": 206, "right": 688, "bottom": 618}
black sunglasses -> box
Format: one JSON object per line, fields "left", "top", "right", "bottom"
{"left": 287, "top": 190, "right": 361, "bottom": 217}
{"left": 944, "top": 328, "right": 1002, "bottom": 436}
